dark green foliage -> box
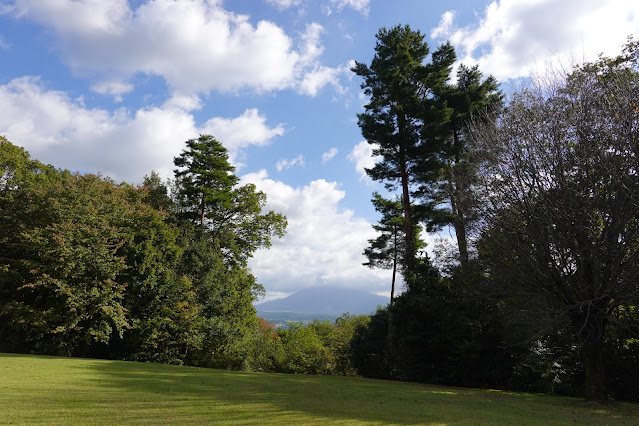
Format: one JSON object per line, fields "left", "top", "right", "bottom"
{"left": 0, "top": 136, "right": 286, "bottom": 370}
{"left": 177, "top": 224, "right": 262, "bottom": 368}
{"left": 353, "top": 26, "right": 456, "bottom": 278}
{"left": 417, "top": 65, "right": 502, "bottom": 266}
{"left": 142, "top": 171, "right": 174, "bottom": 212}
{"left": 473, "top": 39, "right": 639, "bottom": 400}
{"left": 350, "top": 307, "right": 393, "bottom": 380}
{"left": 1, "top": 172, "right": 135, "bottom": 355}
{"left": 174, "top": 135, "right": 238, "bottom": 231}
{"left": 351, "top": 262, "right": 522, "bottom": 389}
{"left": 604, "top": 333, "right": 639, "bottom": 402}
{"left": 173, "top": 135, "right": 286, "bottom": 267}
{"left": 363, "top": 193, "right": 424, "bottom": 304}
{"left": 389, "top": 284, "right": 518, "bottom": 388}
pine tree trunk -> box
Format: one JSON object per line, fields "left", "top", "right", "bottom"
{"left": 399, "top": 158, "right": 414, "bottom": 280}
{"left": 448, "top": 148, "right": 470, "bottom": 268}
{"left": 390, "top": 228, "right": 397, "bottom": 307}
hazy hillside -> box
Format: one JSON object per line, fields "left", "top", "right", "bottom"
{"left": 256, "top": 287, "right": 389, "bottom": 316}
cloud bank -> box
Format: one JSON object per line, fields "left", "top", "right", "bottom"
{"left": 6, "top": 0, "right": 347, "bottom": 96}
{"left": 0, "top": 77, "right": 283, "bottom": 183}
{"left": 431, "top": 0, "right": 639, "bottom": 81}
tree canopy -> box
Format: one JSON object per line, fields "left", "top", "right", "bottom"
{"left": 472, "top": 40, "right": 639, "bottom": 399}
{"left": 352, "top": 25, "right": 455, "bottom": 279}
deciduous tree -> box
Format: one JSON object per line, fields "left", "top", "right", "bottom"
{"left": 474, "top": 40, "right": 639, "bottom": 400}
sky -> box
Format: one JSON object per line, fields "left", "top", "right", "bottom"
{"left": 0, "top": 0, "right": 637, "bottom": 302}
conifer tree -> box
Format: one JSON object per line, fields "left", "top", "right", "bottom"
{"left": 352, "top": 25, "right": 454, "bottom": 281}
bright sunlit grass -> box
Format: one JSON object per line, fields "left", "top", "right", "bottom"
{"left": 1, "top": 353, "right": 638, "bottom": 424}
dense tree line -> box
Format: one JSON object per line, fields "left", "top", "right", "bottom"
{"left": 356, "top": 27, "right": 639, "bottom": 401}
{"left": 0, "top": 135, "right": 286, "bottom": 368}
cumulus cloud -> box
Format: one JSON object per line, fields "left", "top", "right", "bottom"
{"left": 321, "top": 147, "right": 338, "bottom": 163}
{"left": 242, "top": 170, "right": 392, "bottom": 296}
{"left": 348, "top": 140, "right": 379, "bottom": 183}
{"left": 298, "top": 63, "right": 350, "bottom": 96}
{"left": 326, "top": 0, "right": 370, "bottom": 16}
{"left": 90, "top": 80, "right": 134, "bottom": 102}
{"left": 202, "top": 108, "right": 285, "bottom": 152}
{"left": 7, "top": 0, "right": 341, "bottom": 96}
{"left": 0, "top": 77, "right": 283, "bottom": 183}
{"left": 276, "top": 154, "right": 305, "bottom": 172}
{"left": 430, "top": 10, "right": 455, "bottom": 40}
{"left": 266, "top": 0, "right": 302, "bottom": 11}
{"left": 431, "top": 0, "right": 639, "bottom": 81}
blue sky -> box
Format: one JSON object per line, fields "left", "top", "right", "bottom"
{"left": 1, "top": 0, "right": 637, "bottom": 301}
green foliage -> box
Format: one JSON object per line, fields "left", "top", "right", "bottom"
{"left": 0, "top": 136, "right": 286, "bottom": 370}
{"left": 243, "top": 318, "right": 284, "bottom": 372}
{"left": 278, "top": 322, "right": 333, "bottom": 374}
{"left": 242, "top": 313, "right": 370, "bottom": 376}
{"left": 350, "top": 307, "right": 393, "bottom": 379}
{"left": 417, "top": 64, "right": 502, "bottom": 266}
{"left": 142, "top": 171, "right": 174, "bottom": 212}
{"left": 389, "top": 281, "right": 521, "bottom": 388}
{"left": 353, "top": 25, "right": 456, "bottom": 277}
{"left": 0, "top": 170, "right": 135, "bottom": 355}
{"left": 173, "top": 134, "right": 238, "bottom": 231}
{"left": 173, "top": 135, "right": 286, "bottom": 267}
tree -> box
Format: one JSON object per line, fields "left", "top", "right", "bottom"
{"left": 363, "top": 193, "right": 424, "bottom": 305}
{"left": 1, "top": 171, "right": 132, "bottom": 355}
{"left": 473, "top": 40, "right": 639, "bottom": 399}
{"left": 417, "top": 65, "right": 502, "bottom": 267}
{"left": 173, "top": 135, "right": 286, "bottom": 266}
{"left": 352, "top": 25, "right": 455, "bottom": 280}
{"left": 142, "top": 171, "right": 174, "bottom": 212}
{"left": 174, "top": 135, "right": 238, "bottom": 232}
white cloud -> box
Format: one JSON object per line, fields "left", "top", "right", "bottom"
{"left": 298, "top": 63, "right": 349, "bottom": 96}
{"left": 255, "top": 291, "right": 292, "bottom": 304}
{"left": 348, "top": 140, "right": 379, "bottom": 183}
{"left": 202, "top": 108, "right": 285, "bottom": 152}
{"left": 242, "top": 170, "right": 392, "bottom": 295}
{"left": 431, "top": 11, "right": 455, "bottom": 40}
{"left": 0, "top": 35, "right": 9, "bottom": 50}
{"left": 321, "top": 147, "right": 338, "bottom": 163}
{"left": 275, "top": 154, "right": 305, "bottom": 172}
{"left": 326, "top": 0, "right": 370, "bottom": 16}
{"left": 0, "top": 77, "right": 283, "bottom": 183}
{"left": 90, "top": 79, "right": 134, "bottom": 102}
{"left": 8, "top": 0, "right": 339, "bottom": 96}
{"left": 266, "top": 0, "right": 302, "bottom": 11}
{"left": 431, "top": 0, "right": 639, "bottom": 81}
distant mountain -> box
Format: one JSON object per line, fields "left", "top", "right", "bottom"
{"left": 256, "top": 287, "right": 389, "bottom": 316}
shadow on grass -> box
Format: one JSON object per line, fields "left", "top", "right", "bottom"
{"left": 3, "top": 353, "right": 639, "bottom": 425}
{"left": 83, "top": 360, "right": 449, "bottom": 424}
{"left": 82, "top": 358, "right": 639, "bottom": 425}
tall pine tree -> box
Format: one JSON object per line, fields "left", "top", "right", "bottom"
{"left": 352, "top": 25, "right": 455, "bottom": 281}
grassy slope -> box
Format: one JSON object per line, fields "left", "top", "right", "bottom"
{"left": 1, "top": 353, "right": 638, "bottom": 425}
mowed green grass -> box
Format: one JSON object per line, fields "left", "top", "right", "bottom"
{"left": 1, "top": 353, "right": 638, "bottom": 425}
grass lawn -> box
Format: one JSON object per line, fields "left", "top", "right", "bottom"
{"left": 1, "top": 353, "right": 638, "bottom": 425}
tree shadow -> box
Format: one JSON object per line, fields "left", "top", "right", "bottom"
{"left": 81, "top": 359, "right": 457, "bottom": 424}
